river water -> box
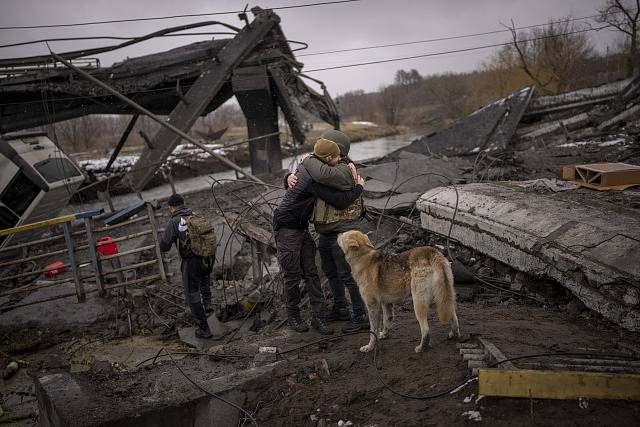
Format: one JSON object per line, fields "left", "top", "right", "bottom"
{"left": 70, "top": 133, "right": 416, "bottom": 212}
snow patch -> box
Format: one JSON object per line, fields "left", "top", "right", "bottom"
{"left": 351, "top": 121, "right": 378, "bottom": 127}
{"left": 556, "top": 138, "right": 625, "bottom": 148}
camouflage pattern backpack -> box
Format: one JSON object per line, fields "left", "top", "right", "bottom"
{"left": 184, "top": 213, "right": 217, "bottom": 257}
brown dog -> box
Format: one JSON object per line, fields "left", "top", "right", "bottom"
{"left": 337, "top": 230, "right": 460, "bottom": 353}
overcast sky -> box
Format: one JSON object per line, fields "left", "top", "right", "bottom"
{"left": 0, "top": 0, "right": 621, "bottom": 96}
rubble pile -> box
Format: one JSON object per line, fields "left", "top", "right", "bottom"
{"left": 364, "top": 76, "right": 640, "bottom": 332}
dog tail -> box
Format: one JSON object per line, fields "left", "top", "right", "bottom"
{"left": 435, "top": 258, "right": 456, "bottom": 324}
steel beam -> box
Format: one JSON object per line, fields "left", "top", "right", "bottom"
{"left": 104, "top": 114, "right": 139, "bottom": 172}
{"left": 127, "top": 10, "right": 280, "bottom": 190}
{"left": 269, "top": 64, "right": 306, "bottom": 144}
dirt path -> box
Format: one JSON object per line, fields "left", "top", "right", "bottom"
{"left": 254, "top": 301, "right": 640, "bottom": 426}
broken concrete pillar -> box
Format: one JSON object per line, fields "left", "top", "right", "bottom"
{"left": 233, "top": 65, "right": 282, "bottom": 174}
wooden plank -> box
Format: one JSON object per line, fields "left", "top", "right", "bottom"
{"left": 568, "top": 181, "right": 640, "bottom": 191}
{"left": 478, "top": 368, "right": 640, "bottom": 400}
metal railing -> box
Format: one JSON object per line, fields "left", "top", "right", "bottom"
{"left": 0, "top": 203, "right": 166, "bottom": 313}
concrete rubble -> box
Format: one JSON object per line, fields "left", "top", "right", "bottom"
{"left": 417, "top": 182, "right": 640, "bottom": 331}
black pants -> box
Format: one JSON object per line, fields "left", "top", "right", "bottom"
{"left": 275, "top": 227, "right": 324, "bottom": 319}
{"left": 318, "top": 232, "right": 366, "bottom": 318}
{"left": 181, "top": 256, "right": 212, "bottom": 329}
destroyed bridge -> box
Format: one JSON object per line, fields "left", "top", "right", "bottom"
{"left": 0, "top": 7, "right": 340, "bottom": 191}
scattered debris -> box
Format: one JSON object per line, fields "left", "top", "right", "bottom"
{"left": 462, "top": 410, "right": 482, "bottom": 422}
{"left": 3, "top": 360, "right": 19, "bottom": 380}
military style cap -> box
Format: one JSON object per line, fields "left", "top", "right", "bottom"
{"left": 320, "top": 129, "right": 350, "bottom": 156}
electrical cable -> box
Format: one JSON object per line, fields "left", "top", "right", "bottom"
{"left": 0, "top": 24, "right": 606, "bottom": 111}
{"left": 0, "top": 0, "right": 363, "bottom": 30}
{"left": 372, "top": 350, "right": 640, "bottom": 400}
{"left": 0, "top": 32, "right": 239, "bottom": 49}
{"left": 297, "top": 13, "right": 606, "bottom": 57}
{"left": 134, "top": 350, "right": 248, "bottom": 367}
{"left": 155, "top": 347, "right": 259, "bottom": 427}
{"left": 276, "top": 331, "right": 640, "bottom": 401}
{"left": 0, "top": 21, "right": 241, "bottom": 68}
{"left": 304, "top": 25, "right": 608, "bottom": 72}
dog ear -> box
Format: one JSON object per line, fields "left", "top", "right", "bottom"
{"left": 363, "top": 234, "right": 374, "bottom": 248}
{"left": 346, "top": 238, "right": 360, "bottom": 249}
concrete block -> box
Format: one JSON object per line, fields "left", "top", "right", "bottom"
{"left": 35, "top": 360, "right": 282, "bottom": 427}
{"left": 417, "top": 182, "right": 640, "bottom": 331}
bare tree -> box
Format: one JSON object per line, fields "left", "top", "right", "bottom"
{"left": 507, "top": 17, "right": 593, "bottom": 93}
{"left": 378, "top": 85, "right": 403, "bottom": 125}
{"left": 597, "top": 0, "right": 640, "bottom": 76}
{"left": 422, "top": 73, "right": 470, "bottom": 119}
{"left": 395, "top": 69, "right": 422, "bottom": 87}
{"left": 335, "top": 90, "right": 379, "bottom": 121}
{"left": 54, "top": 115, "right": 103, "bottom": 152}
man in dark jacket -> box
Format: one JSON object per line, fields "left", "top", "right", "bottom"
{"left": 274, "top": 139, "right": 364, "bottom": 335}
{"left": 287, "top": 130, "right": 369, "bottom": 333}
{"left": 159, "top": 193, "right": 213, "bottom": 339}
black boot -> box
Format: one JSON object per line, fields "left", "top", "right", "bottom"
{"left": 324, "top": 306, "right": 350, "bottom": 322}
{"left": 195, "top": 325, "right": 213, "bottom": 339}
{"left": 288, "top": 316, "right": 309, "bottom": 333}
{"left": 341, "top": 314, "right": 370, "bottom": 333}
{"left": 203, "top": 300, "right": 214, "bottom": 314}
{"left": 311, "top": 315, "right": 334, "bottom": 335}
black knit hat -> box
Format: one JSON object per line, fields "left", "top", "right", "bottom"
{"left": 167, "top": 193, "right": 184, "bottom": 207}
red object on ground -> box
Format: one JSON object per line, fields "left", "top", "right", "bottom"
{"left": 97, "top": 236, "right": 119, "bottom": 257}
{"left": 44, "top": 261, "right": 66, "bottom": 277}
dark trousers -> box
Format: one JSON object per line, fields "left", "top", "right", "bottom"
{"left": 318, "top": 232, "right": 366, "bottom": 318}
{"left": 275, "top": 227, "right": 324, "bottom": 319}
{"left": 181, "top": 256, "right": 211, "bottom": 330}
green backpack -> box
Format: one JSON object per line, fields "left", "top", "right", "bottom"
{"left": 184, "top": 213, "right": 217, "bottom": 257}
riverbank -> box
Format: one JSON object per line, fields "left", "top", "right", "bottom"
{"left": 72, "top": 126, "right": 412, "bottom": 203}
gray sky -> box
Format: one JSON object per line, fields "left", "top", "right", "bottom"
{"left": 0, "top": 0, "right": 620, "bottom": 96}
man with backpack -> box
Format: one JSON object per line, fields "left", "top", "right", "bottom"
{"left": 160, "top": 193, "right": 217, "bottom": 339}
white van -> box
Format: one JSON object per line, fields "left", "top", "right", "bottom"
{"left": 0, "top": 132, "right": 85, "bottom": 249}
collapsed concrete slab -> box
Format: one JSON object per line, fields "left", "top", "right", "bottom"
{"left": 35, "top": 360, "right": 280, "bottom": 427}
{"left": 359, "top": 158, "right": 467, "bottom": 193}
{"left": 391, "top": 86, "right": 534, "bottom": 157}
{"left": 417, "top": 182, "right": 640, "bottom": 331}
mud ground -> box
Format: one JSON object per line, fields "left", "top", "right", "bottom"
{"left": 253, "top": 300, "right": 640, "bottom": 426}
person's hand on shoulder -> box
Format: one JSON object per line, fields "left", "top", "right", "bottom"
{"left": 348, "top": 162, "right": 358, "bottom": 180}
{"left": 287, "top": 172, "right": 299, "bottom": 188}
{"left": 357, "top": 175, "right": 365, "bottom": 187}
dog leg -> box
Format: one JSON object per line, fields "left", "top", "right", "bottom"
{"left": 412, "top": 290, "right": 432, "bottom": 353}
{"left": 360, "top": 302, "right": 380, "bottom": 353}
{"left": 379, "top": 303, "right": 393, "bottom": 339}
{"left": 448, "top": 311, "right": 461, "bottom": 339}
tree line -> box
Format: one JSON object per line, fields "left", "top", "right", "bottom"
{"left": 337, "top": 1, "right": 639, "bottom": 129}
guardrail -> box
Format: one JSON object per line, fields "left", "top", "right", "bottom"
{"left": 0, "top": 203, "right": 166, "bottom": 313}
